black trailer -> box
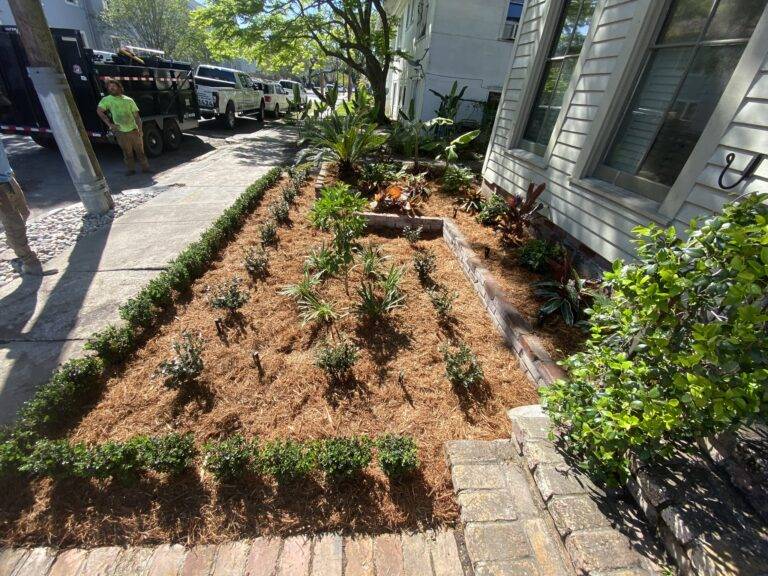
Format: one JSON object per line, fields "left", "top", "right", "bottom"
{"left": 0, "top": 27, "right": 200, "bottom": 157}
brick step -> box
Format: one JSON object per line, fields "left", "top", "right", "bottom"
{"left": 0, "top": 530, "right": 467, "bottom": 576}
{"left": 508, "top": 406, "right": 667, "bottom": 576}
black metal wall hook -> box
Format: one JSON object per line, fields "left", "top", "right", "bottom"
{"left": 718, "top": 152, "right": 764, "bottom": 190}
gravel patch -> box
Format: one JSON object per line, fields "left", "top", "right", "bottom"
{"left": 0, "top": 187, "right": 169, "bottom": 287}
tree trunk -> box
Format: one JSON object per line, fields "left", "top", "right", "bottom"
{"left": 370, "top": 72, "right": 388, "bottom": 125}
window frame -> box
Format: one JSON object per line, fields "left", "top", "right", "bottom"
{"left": 501, "top": 1, "right": 525, "bottom": 42}
{"left": 594, "top": 0, "right": 762, "bottom": 203}
{"left": 507, "top": 0, "right": 605, "bottom": 163}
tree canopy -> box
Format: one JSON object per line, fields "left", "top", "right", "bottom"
{"left": 192, "top": 0, "right": 397, "bottom": 121}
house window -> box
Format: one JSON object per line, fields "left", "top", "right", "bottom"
{"left": 598, "top": 0, "right": 767, "bottom": 202}
{"left": 503, "top": 1, "right": 524, "bottom": 41}
{"left": 406, "top": 0, "right": 414, "bottom": 28}
{"left": 416, "top": 0, "right": 429, "bottom": 39}
{"left": 520, "top": 0, "right": 597, "bottom": 156}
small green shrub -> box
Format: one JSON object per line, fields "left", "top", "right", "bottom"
{"left": 413, "top": 249, "right": 437, "bottom": 284}
{"left": 403, "top": 225, "right": 423, "bottom": 244}
{"left": 119, "top": 293, "right": 156, "bottom": 329}
{"left": 270, "top": 199, "right": 291, "bottom": 224}
{"left": 316, "top": 337, "right": 360, "bottom": 382}
{"left": 476, "top": 193, "right": 507, "bottom": 226}
{"left": 428, "top": 286, "right": 457, "bottom": 318}
{"left": 260, "top": 219, "right": 279, "bottom": 247}
{"left": 135, "top": 433, "right": 196, "bottom": 475}
{"left": 309, "top": 183, "right": 367, "bottom": 231}
{"left": 0, "top": 437, "right": 28, "bottom": 478}
{"left": 18, "top": 357, "right": 104, "bottom": 431}
{"left": 81, "top": 440, "right": 141, "bottom": 483}
{"left": 305, "top": 244, "right": 340, "bottom": 278}
{"left": 20, "top": 439, "right": 87, "bottom": 479}
{"left": 358, "top": 162, "right": 399, "bottom": 193}
{"left": 356, "top": 265, "right": 405, "bottom": 321}
{"left": 298, "top": 294, "right": 339, "bottom": 326}
{"left": 442, "top": 165, "right": 474, "bottom": 194}
{"left": 209, "top": 277, "right": 250, "bottom": 312}
{"left": 156, "top": 331, "right": 204, "bottom": 388}
{"left": 543, "top": 193, "right": 768, "bottom": 483}
{"left": 280, "top": 272, "right": 322, "bottom": 302}
{"left": 203, "top": 434, "right": 252, "bottom": 482}
{"left": 85, "top": 324, "right": 135, "bottom": 364}
{"left": 360, "top": 243, "right": 386, "bottom": 278}
{"left": 282, "top": 182, "right": 299, "bottom": 205}
{"left": 255, "top": 439, "right": 317, "bottom": 482}
{"left": 376, "top": 434, "right": 419, "bottom": 479}
{"left": 144, "top": 276, "right": 174, "bottom": 308}
{"left": 518, "top": 239, "right": 562, "bottom": 273}
{"left": 442, "top": 342, "right": 484, "bottom": 389}
{"left": 244, "top": 246, "right": 269, "bottom": 279}
{"left": 317, "top": 436, "right": 372, "bottom": 480}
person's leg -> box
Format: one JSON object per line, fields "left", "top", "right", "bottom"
{"left": 131, "top": 129, "right": 150, "bottom": 172}
{"left": 116, "top": 132, "right": 136, "bottom": 173}
{"left": 0, "top": 182, "right": 41, "bottom": 274}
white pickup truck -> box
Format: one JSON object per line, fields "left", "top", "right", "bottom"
{"left": 194, "top": 65, "right": 265, "bottom": 129}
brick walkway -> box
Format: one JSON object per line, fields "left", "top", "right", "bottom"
{"left": 0, "top": 530, "right": 467, "bottom": 575}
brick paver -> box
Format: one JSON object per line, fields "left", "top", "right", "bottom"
{"left": 430, "top": 531, "right": 463, "bottom": 576}
{"left": 244, "top": 538, "right": 282, "bottom": 576}
{"left": 13, "top": 547, "right": 56, "bottom": 576}
{"left": 401, "top": 533, "right": 433, "bottom": 576}
{"left": 212, "top": 541, "right": 250, "bottom": 576}
{"left": 180, "top": 544, "right": 217, "bottom": 576}
{"left": 48, "top": 549, "right": 89, "bottom": 576}
{"left": 372, "top": 534, "right": 403, "bottom": 576}
{"left": 344, "top": 536, "right": 374, "bottom": 576}
{"left": 311, "top": 534, "right": 342, "bottom": 576}
{"left": 276, "top": 536, "right": 311, "bottom": 576}
{"left": 146, "top": 543, "right": 187, "bottom": 576}
{"left": 81, "top": 546, "right": 122, "bottom": 575}
{"left": 113, "top": 547, "right": 155, "bottom": 575}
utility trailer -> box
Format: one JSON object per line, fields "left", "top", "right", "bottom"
{"left": 0, "top": 27, "right": 200, "bottom": 157}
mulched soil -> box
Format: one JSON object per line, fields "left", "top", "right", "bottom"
{"left": 0, "top": 176, "right": 537, "bottom": 547}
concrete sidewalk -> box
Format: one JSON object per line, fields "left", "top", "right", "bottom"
{"left": 0, "top": 125, "right": 294, "bottom": 425}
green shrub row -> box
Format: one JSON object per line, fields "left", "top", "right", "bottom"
{"left": 2, "top": 168, "right": 284, "bottom": 442}
{"left": 0, "top": 433, "right": 419, "bottom": 484}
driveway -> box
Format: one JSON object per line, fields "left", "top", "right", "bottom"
{"left": 1, "top": 116, "right": 287, "bottom": 227}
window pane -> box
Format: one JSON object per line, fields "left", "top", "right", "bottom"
{"left": 535, "top": 58, "right": 577, "bottom": 145}
{"left": 568, "top": 0, "right": 598, "bottom": 55}
{"left": 705, "top": 0, "right": 767, "bottom": 39}
{"left": 523, "top": 61, "right": 563, "bottom": 143}
{"left": 553, "top": 0, "right": 582, "bottom": 56}
{"left": 638, "top": 44, "right": 745, "bottom": 186}
{"left": 605, "top": 47, "right": 693, "bottom": 174}
{"left": 658, "top": 0, "right": 713, "bottom": 44}
{"left": 508, "top": 1, "right": 524, "bottom": 20}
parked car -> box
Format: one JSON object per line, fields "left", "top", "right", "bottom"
{"left": 278, "top": 80, "right": 308, "bottom": 108}
{"left": 195, "top": 65, "right": 265, "bottom": 129}
{"left": 255, "top": 80, "right": 291, "bottom": 117}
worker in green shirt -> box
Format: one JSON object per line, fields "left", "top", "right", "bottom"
{"left": 96, "top": 79, "right": 150, "bottom": 175}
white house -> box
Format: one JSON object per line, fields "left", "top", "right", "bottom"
{"left": 386, "top": 0, "right": 525, "bottom": 124}
{"left": 482, "top": 0, "right": 768, "bottom": 264}
{"left": 0, "top": 0, "right": 107, "bottom": 49}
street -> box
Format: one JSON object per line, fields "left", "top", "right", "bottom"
{"left": 1, "top": 116, "right": 286, "bottom": 226}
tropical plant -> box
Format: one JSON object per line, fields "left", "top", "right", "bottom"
{"left": 533, "top": 250, "right": 592, "bottom": 327}
{"left": 442, "top": 342, "right": 484, "bottom": 389}
{"left": 460, "top": 189, "right": 485, "bottom": 214}
{"left": 356, "top": 265, "right": 406, "bottom": 321}
{"left": 255, "top": 439, "right": 317, "bottom": 483}
{"left": 209, "top": 277, "right": 250, "bottom": 312}
{"left": 437, "top": 130, "right": 481, "bottom": 165}
{"left": 376, "top": 434, "right": 419, "bottom": 479}
{"left": 442, "top": 164, "right": 475, "bottom": 195}
{"left": 156, "top": 331, "right": 205, "bottom": 389}
{"left": 476, "top": 193, "right": 508, "bottom": 226}
{"left": 305, "top": 244, "right": 340, "bottom": 279}
{"left": 519, "top": 239, "right": 563, "bottom": 273}
{"left": 244, "top": 246, "right": 269, "bottom": 279}
{"left": 359, "top": 243, "right": 387, "bottom": 279}
{"left": 203, "top": 434, "right": 252, "bottom": 482}
{"left": 393, "top": 101, "right": 452, "bottom": 170}
{"left": 315, "top": 337, "right": 360, "bottom": 383}
{"left": 429, "top": 81, "right": 468, "bottom": 121}
{"left": 413, "top": 249, "right": 437, "bottom": 284}
{"left": 317, "top": 436, "right": 373, "bottom": 480}
{"left": 543, "top": 194, "right": 768, "bottom": 483}
{"left": 497, "top": 182, "right": 546, "bottom": 246}
{"left": 358, "top": 162, "right": 399, "bottom": 194}
{"left": 309, "top": 183, "right": 367, "bottom": 231}
{"left": 401, "top": 172, "right": 430, "bottom": 204}
{"left": 260, "top": 218, "right": 279, "bottom": 247}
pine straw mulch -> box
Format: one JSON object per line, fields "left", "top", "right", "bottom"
{"left": 0, "top": 176, "right": 537, "bottom": 548}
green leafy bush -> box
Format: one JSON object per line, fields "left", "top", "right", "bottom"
{"left": 209, "top": 277, "right": 250, "bottom": 312}
{"left": 442, "top": 342, "right": 484, "bottom": 389}
{"left": 20, "top": 439, "right": 87, "bottom": 479}
{"left": 543, "top": 194, "right": 768, "bottom": 483}
{"left": 316, "top": 337, "right": 360, "bottom": 383}
{"left": 119, "top": 293, "right": 156, "bottom": 329}
{"left": 282, "top": 182, "right": 299, "bottom": 205}
{"left": 156, "top": 331, "right": 204, "bottom": 388}
{"left": 358, "top": 162, "right": 399, "bottom": 194}
{"left": 403, "top": 225, "right": 423, "bottom": 244}
{"left": 144, "top": 276, "right": 174, "bottom": 308}
{"left": 0, "top": 437, "right": 26, "bottom": 478}
{"left": 442, "top": 164, "right": 475, "bottom": 194}
{"left": 270, "top": 199, "right": 291, "bottom": 224}
{"left": 81, "top": 440, "right": 141, "bottom": 483}
{"left": 356, "top": 265, "right": 406, "bottom": 321}
{"left": 203, "top": 434, "right": 252, "bottom": 482}
{"left": 18, "top": 357, "right": 104, "bottom": 432}
{"left": 260, "top": 219, "right": 279, "bottom": 247}
{"left": 376, "top": 434, "right": 419, "bottom": 479}
{"left": 518, "top": 239, "right": 562, "bottom": 273}
{"left": 135, "top": 433, "right": 196, "bottom": 475}
{"left": 476, "top": 193, "right": 507, "bottom": 226}
{"left": 305, "top": 244, "right": 340, "bottom": 278}
{"left": 85, "top": 324, "right": 135, "bottom": 364}
{"left": 255, "top": 439, "right": 317, "bottom": 483}
{"left": 244, "top": 246, "right": 269, "bottom": 279}
{"left": 413, "top": 249, "right": 437, "bottom": 284}
{"left": 428, "top": 286, "right": 457, "bottom": 318}
{"left": 317, "top": 436, "right": 372, "bottom": 480}
{"left": 309, "top": 184, "right": 367, "bottom": 231}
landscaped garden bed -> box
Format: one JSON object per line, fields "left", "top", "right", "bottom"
{"left": 0, "top": 168, "right": 536, "bottom": 547}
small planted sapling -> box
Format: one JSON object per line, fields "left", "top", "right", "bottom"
{"left": 428, "top": 286, "right": 457, "bottom": 318}
{"left": 359, "top": 243, "right": 386, "bottom": 279}
{"left": 255, "top": 439, "right": 317, "bottom": 483}
{"left": 442, "top": 341, "right": 484, "bottom": 389}
{"left": 403, "top": 225, "right": 423, "bottom": 245}
{"left": 282, "top": 182, "right": 299, "bottom": 205}
{"left": 376, "top": 434, "right": 419, "bottom": 479}
{"left": 356, "top": 265, "right": 406, "bottom": 321}
{"left": 244, "top": 245, "right": 269, "bottom": 279}
{"left": 317, "top": 436, "right": 373, "bottom": 480}
{"left": 442, "top": 164, "right": 475, "bottom": 195}
{"left": 156, "top": 331, "right": 204, "bottom": 389}
{"left": 134, "top": 433, "right": 196, "bottom": 476}
{"left": 476, "top": 193, "right": 507, "bottom": 226}
{"left": 269, "top": 198, "right": 291, "bottom": 224}
{"left": 305, "top": 244, "right": 340, "bottom": 279}
{"left": 209, "top": 277, "right": 250, "bottom": 313}
{"left": 202, "top": 434, "right": 252, "bottom": 482}
{"left": 315, "top": 336, "right": 360, "bottom": 383}
{"left": 518, "top": 239, "right": 563, "bottom": 273}
{"left": 260, "top": 218, "right": 279, "bottom": 247}
{"left": 413, "top": 249, "right": 437, "bottom": 284}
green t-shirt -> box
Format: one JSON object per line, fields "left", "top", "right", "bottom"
{"left": 98, "top": 95, "right": 139, "bottom": 132}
